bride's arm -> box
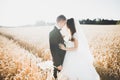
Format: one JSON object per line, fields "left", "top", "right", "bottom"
{"left": 59, "top": 38, "right": 78, "bottom": 51}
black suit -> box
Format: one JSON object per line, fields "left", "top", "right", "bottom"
{"left": 49, "top": 26, "right": 66, "bottom": 78}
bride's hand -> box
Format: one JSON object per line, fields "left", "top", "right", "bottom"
{"left": 59, "top": 43, "right": 66, "bottom": 50}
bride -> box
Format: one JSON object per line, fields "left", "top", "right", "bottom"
{"left": 58, "top": 18, "right": 100, "bottom": 80}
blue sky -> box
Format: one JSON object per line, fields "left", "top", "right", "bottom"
{"left": 0, "top": 0, "right": 120, "bottom": 26}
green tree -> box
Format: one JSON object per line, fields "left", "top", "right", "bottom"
{"left": 117, "top": 21, "right": 120, "bottom": 25}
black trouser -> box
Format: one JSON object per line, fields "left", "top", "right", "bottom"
{"left": 54, "top": 67, "right": 60, "bottom": 79}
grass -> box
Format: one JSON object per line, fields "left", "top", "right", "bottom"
{"left": 83, "top": 25, "right": 120, "bottom": 80}
{"left": 0, "top": 35, "right": 54, "bottom": 80}
{"left": 0, "top": 25, "right": 120, "bottom": 80}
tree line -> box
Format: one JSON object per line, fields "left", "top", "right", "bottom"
{"left": 79, "top": 18, "right": 120, "bottom": 25}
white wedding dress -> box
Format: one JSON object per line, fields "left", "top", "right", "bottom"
{"left": 58, "top": 20, "right": 100, "bottom": 80}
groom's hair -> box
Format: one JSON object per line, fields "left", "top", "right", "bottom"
{"left": 56, "top": 15, "right": 66, "bottom": 22}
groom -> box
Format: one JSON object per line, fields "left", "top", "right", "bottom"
{"left": 49, "top": 15, "right": 66, "bottom": 79}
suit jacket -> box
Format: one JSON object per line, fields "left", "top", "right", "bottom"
{"left": 49, "top": 26, "right": 66, "bottom": 67}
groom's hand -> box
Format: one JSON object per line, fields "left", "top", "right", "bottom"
{"left": 57, "top": 65, "right": 63, "bottom": 71}
{"left": 59, "top": 44, "right": 66, "bottom": 50}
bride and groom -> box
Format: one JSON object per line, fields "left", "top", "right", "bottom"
{"left": 49, "top": 15, "right": 100, "bottom": 80}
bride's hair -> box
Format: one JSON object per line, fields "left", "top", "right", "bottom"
{"left": 67, "top": 18, "right": 76, "bottom": 41}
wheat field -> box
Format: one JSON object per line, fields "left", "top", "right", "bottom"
{"left": 0, "top": 25, "right": 120, "bottom": 80}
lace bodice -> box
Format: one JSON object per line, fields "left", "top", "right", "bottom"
{"left": 64, "top": 33, "right": 78, "bottom": 48}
